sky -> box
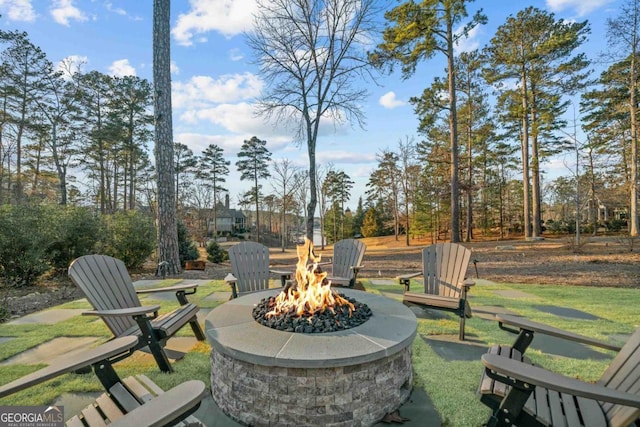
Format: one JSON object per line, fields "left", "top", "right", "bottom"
{"left": 0, "top": 0, "right": 623, "bottom": 210}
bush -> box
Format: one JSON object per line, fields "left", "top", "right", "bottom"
{"left": 0, "top": 204, "right": 53, "bottom": 287}
{"left": 606, "top": 218, "right": 626, "bottom": 232}
{"left": 178, "top": 221, "right": 200, "bottom": 267}
{"left": 206, "top": 240, "right": 229, "bottom": 263}
{"left": 100, "top": 211, "right": 156, "bottom": 269}
{"left": 46, "top": 206, "right": 101, "bottom": 274}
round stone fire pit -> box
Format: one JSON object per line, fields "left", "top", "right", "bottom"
{"left": 205, "top": 288, "right": 417, "bottom": 427}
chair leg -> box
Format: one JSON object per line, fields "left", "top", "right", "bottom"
{"left": 189, "top": 317, "right": 206, "bottom": 341}
{"left": 459, "top": 315, "right": 466, "bottom": 341}
{"left": 147, "top": 338, "right": 173, "bottom": 373}
{"left": 135, "top": 316, "right": 173, "bottom": 373}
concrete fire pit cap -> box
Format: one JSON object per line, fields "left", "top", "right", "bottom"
{"left": 205, "top": 288, "right": 417, "bottom": 368}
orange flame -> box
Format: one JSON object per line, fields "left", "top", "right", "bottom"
{"left": 266, "top": 238, "right": 355, "bottom": 318}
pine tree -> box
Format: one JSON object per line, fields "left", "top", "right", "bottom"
{"left": 236, "top": 136, "right": 271, "bottom": 243}
{"left": 198, "top": 143, "right": 230, "bottom": 237}
{"left": 372, "top": 0, "right": 486, "bottom": 242}
{"left": 484, "top": 6, "right": 590, "bottom": 238}
{"left": 153, "top": 0, "right": 180, "bottom": 274}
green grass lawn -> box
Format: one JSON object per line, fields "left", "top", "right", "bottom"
{"left": 0, "top": 278, "right": 635, "bottom": 426}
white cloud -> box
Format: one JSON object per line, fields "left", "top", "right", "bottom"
{"left": 108, "top": 59, "right": 136, "bottom": 77}
{"left": 50, "top": 0, "right": 87, "bottom": 26}
{"left": 180, "top": 102, "right": 268, "bottom": 134}
{"left": 170, "top": 60, "right": 180, "bottom": 75}
{"left": 172, "top": 0, "right": 258, "bottom": 46}
{"left": 179, "top": 102, "right": 299, "bottom": 148}
{"left": 454, "top": 24, "right": 481, "bottom": 53}
{"left": 229, "top": 48, "right": 244, "bottom": 62}
{"left": 546, "top": 0, "right": 614, "bottom": 16}
{"left": 173, "top": 73, "right": 263, "bottom": 109}
{"left": 104, "top": 2, "right": 141, "bottom": 21}
{"left": 0, "top": 0, "right": 36, "bottom": 22}
{"left": 105, "top": 2, "right": 126, "bottom": 16}
{"left": 56, "top": 55, "right": 87, "bottom": 79}
{"left": 379, "top": 91, "right": 405, "bottom": 109}
{"left": 317, "top": 150, "right": 376, "bottom": 164}
{"left": 175, "top": 132, "right": 239, "bottom": 154}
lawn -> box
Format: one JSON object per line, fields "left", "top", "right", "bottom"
{"left": 0, "top": 278, "right": 634, "bottom": 426}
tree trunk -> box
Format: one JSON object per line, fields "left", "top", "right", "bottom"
{"left": 465, "top": 109, "right": 473, "bottom": 242}
{"left": 153, "top": 0, "right": 180, "bottom": 274}
{"left": 530, "top": 92, "right": 541, "bottom": 238}
{"left": 521, "top": 68, "right": 532, "bottom": 239}
{"left": 447, "top": 16, "right": 460, "bottom": 243}
{"left": 306, "top": 116, "right": 318, "bottom": 242}
{"left": 630, "top": 51, "right": 639, "bottom": 236}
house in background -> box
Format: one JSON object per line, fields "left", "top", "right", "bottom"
{"left": 208, "top": 195, "right": 246, "bottom": 235}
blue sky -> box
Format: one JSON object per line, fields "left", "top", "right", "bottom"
{"left": 0, "top": 0, "right": 622, "bottom": 209}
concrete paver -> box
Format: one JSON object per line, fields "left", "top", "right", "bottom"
{"left": 533, "top": 304, "right": 601, "bottom": 320}
{"left": 204, "top": 292, "right": 232, "bottom": 301}
{"left": 7, "top": 309, "right": 87, "bottom": 325}
{"left": 0, "top": 336, "right": 100, "bottom": 365}
{"left": 53, "top": 392, "right": 102, "bottom": 420}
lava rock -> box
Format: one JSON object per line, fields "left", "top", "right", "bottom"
{"left": 252, "top": 293, "right": 372, "bottom": 333}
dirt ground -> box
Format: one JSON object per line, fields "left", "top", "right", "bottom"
{"left": 3, "top": 234, "right": 640, "bottom": 319}
{"left": 319, "top": 234, "right": 640, "bottom": 288}
{"left": 190, "top": 234, "right": 640, "bottom": 288}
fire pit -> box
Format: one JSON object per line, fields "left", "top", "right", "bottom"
{"left": 205, "top": 288, "right": 416, "bottom": 426}
{"left": 205, "top": 240, "right": 417, "bottom": 426}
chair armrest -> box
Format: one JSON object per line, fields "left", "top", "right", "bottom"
{"left": 350, "top": 265, "right": 364, "bottom": 271}
{"left": 109, "top": 380, "right": 207, "bottom": 427}
{"left": 462, "top": 278, "right": 475, "bottom": 288}
{"left": 396, "top": 272, "right": 422, "bottom": 281}
{"left": 270, "top": 269, "right": 293, "bottom": 276}
{"left": 0, "top": 336, "right": 138, "bottom": 398}
{"left": 482, "top": 353, "right": 640, "bottom": 408}
{"left": 496, "top": 314, "right": 621, "bottom": 351}
{"left": 136, "top": 283, "right": 198, "bottom": 294}
{"left": 225, "top": 273, "right": 238, "bottom": 298}
{"left": 83, "top": 305, "right": 161, "bottom": 318}
{"left": 270, "top": 269, "right": 293, "bottom": 287}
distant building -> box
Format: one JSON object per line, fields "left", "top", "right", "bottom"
{"left": 209, "top": 194, "right": 246, "bottom": 234}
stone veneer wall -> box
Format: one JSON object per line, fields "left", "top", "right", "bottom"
{"left": 210, "top": 346, "right": 413, "bottom": 427}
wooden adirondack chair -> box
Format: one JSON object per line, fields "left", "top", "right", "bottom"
{"left": 0, "top": 336, "right": 206, "bottom": 427}
{"left": 68, "top": 255, "right": 206, "bottom": 373}
{"left": 324, "top": 238, "right": 366, "bottom": 288}
{"left": 397, "top": 243, "right": 474, "bottom": 340}
{"left": 479, "top": 314, "right": 625, "bottom": 419}
{"left": 226, "top": 241, "right": 292, "bottom": 298}
{"left": 480, "top": 318, "right": 640, "bottom": 426}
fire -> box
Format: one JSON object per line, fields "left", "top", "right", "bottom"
{"left": 266, "top": 238, "right": 355, "bottom": 318}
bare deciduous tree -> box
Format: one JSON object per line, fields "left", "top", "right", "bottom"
{"left": 271, "top": 158, "right": 301, "bottom": 251}
{"left": 246, "top": 0, "right": 379, "bottom": 240}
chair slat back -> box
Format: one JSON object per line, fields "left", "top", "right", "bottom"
{"left": 598, "top": 327, "right": 640, "bottom": 426}
{"left": 422, "top": 243, "right": 471, "bottom": 298}
{"left": 68, "top": 255, "right": 140, "bottom": 337}
{"left": 331, "top": 239, "right": 366, "bottom": 279}
{"left": 228, "top": 242, "right": 271, "bottom": 294}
